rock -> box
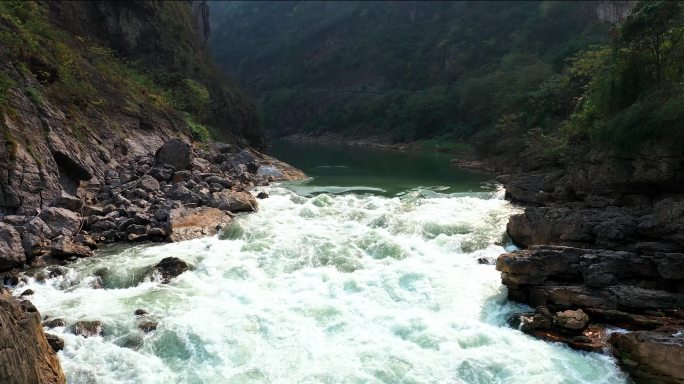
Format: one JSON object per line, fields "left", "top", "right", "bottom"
{"left": 0, "top": 222, "right": 26, "bottom": 270}
{"left": 166, "top": 207, "right": 232, "bottom": 242}
{"left": 82, "top": 205, "right": 104, "bottom": 216}
{"left": 555, "top": 309, "right": 589, "bottom": 331}
{"left": 53, "top": 190, "right": 82, "bottom": 212}
{"left": 610, "top": 331, "right": 684, "bottom": 384}
{"left": 42, "top": 318, "right": 67, "bottom": 328}
{"left": 138, "top": 175, "right": 160, "bottom": 192}
{"left": 50, "top": 235, "right": 93, "bottom": 259}
{"left": 134, "top": 309, "right": 148, "bottom": 316}
{"left": 38, "top": 207, "right": 82, "bottom": 237}
{"left": 137, "top": 319, "right": 158, "bottom": 333}
{"left": 256, "top": 191, "right": 269, "bottom": 199}
{"left": 208, "top": 191, "right": 257, "bottom": 213}
{"left": 172, "top": 170, "right": 193, "bottom": 183}
{"left": 204, "top": 175, "right": 233, "bottom": 188}
{"left": 256, "top": 165, "right": 284, "bottom": 179}
{"left": 147, "top": 227, "right": 166, "bottom": 238}
{"left": 165, "top": 184, "right": 201, "bottom": 205}
{"left": 0, "top": 288, "right": 66, "bottom": 383}
{"left": 71, "top": 320, "right": 103, "bottom": 338}
{"left": 74, "top": 233, "right": 98, "bottom": 249}
{"left": 45, "top": 333, "right": 64, "bottom": 352}
{"left": 20, "top": 289, "right": 34, "bottom": 297}
{"left": 156, "top": 138, "right": 193, "bottom": 170}
{"left": 477, "top": 257, "right": 494, "bottom": 265}
{"left": 153, "top": 257, "right": 190, "bottom": 283}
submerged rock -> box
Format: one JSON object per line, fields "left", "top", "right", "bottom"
{"left": 152, "top": 257, "right": 190, "bottom": 283}
{"left": 137, "top": 319, "right": 158, "bottom": 333}
{"left": 42, "top": 318, "right": 67, "bottom": 328}
{"left": 71, "top": 320, "right": 103, "bottom": 338}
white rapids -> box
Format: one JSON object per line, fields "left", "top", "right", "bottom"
{"left": 15, "top": 186, "right": 628, "bottom": 384}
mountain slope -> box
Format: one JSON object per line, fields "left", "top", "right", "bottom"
{"left": 209, "top": 1, "right": 614, "bottom": 147}
{"left": 0, "top": 0, "right": 261, "bottom": 215}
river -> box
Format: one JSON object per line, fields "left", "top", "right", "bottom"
{"left": 16, "top": 141, "right": 627, "bottom": 383}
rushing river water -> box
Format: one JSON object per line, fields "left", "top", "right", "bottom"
{"left": 16, "top": 142, "right": 627, "bottom": 383}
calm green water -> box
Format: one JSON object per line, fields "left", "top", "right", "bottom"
{"left": 268, "top": 141, "right": 492, "bottom": 196}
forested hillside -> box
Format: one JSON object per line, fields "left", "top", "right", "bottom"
{"left": 210, "top": 1, "right": 684, "bottom": 158}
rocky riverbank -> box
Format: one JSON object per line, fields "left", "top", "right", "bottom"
{"left": 492, "top": 143, "right": 684, "bottom": 383}
{"left": 0, "top": 137, "right": 304, "bottom": 383}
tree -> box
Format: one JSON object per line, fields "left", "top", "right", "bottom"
{"left": 620, "top": 1, "right": 684, "bottom": 85}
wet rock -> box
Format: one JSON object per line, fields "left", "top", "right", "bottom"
{"left": 555, "top": 309, "right": 589, "bottom": 331}
{"left": 38, "top": 207, "right": 82, "bottom": 237}
{"left": 0, "top": 222, "right": 26, "bottom": 270}
{"left": 53, "top": 190, "right": 82, "bottom": 212}
{"left": 71, "top": 320, "right": 103, "bottom": 338}
{"left": 42, "top": 318, "right": 67, "bottom": 328}
{"left": 156, "top": 138, "right": 193, "bottom": 170}
{"left": 74, "top": 233, "right": 98, "bottom": 249}
{"left": 256, "top": 165, "right": 284, "bottom": 179}
{"left": 137, "top": 319, "right": 158, "bottom": 333}
{"left": 208, "top": 191, "right": 257, "bottom": 213}
{"left": 477, "top": 257, "right": 494, "bottom": 265}
{"left": 50, "top": 236, "right": 93, "bottom": 259}
{"left": 20, "top": 289, "right": 34, "bottom": 297}
{"left": 153, "top": 257, "right": 190, "bottom": 283}
{"left": 138, "top": 175, "right": 160, "bottom": 192}
{"left": 0, "top": 287, "right": 66, "bottom": 383}
{"left": 134, "top": 309, "right": 148, "bottom": 316}
{"left": 45, "top": 333, "right": 64, "bottom": 352}
{"left": 256, "top": 191, "right": 269, "bottom": 199}
{"left": 166, "top": 206, "right": 232, "bottom": 242}
{"left": 610, "top": 330, "right": 684, "bottom": 384}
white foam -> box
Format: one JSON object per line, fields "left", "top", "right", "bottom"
{"left": 19, "top": 187, "right": 627, "bottom": 383}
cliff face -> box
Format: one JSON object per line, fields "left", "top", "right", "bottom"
{"left": 0, "top": 287, "right": 65, "bottom": 384}
{"left": 0, "top": 1, "right": 261, "bottom": 216}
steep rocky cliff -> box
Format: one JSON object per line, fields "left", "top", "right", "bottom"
{"left": 494, "top": 140, "right": 684, "bottom": 382}
{"left": 0, "top": 0, "right": 261, "bottom": 216}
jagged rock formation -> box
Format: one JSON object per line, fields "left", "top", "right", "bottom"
{"left": 0, "top": 288, "right": 66, "bottom": 384}
{"left": 495, "top": 141, "right": 684, "bottom": 382}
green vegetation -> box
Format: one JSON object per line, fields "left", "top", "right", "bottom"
{"left": 0, "top": 1, "right": 260, "bottom": 145}
{"left": 211, "top": 1, "right": 684, "bottom": 156}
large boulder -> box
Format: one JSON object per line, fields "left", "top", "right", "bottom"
{"left": 610, "top": 331, "right": 684, "bottom": 384}
{"left": 0, "top": 288, "right": 66, "bottom": 383}
{"left": 156, "top": 138, "right": 193, "bottom": 170}
{"left": 208, "top": 191, "right": 257, "bottom": 213}
{"left": 0, "top": 223, "right": 25, "bottom": 270}
{"left": 166, "top": 207, "right": 232, "bottom": 242}
{"left": 38, "top": 207, "right": 81, "bottom": 236}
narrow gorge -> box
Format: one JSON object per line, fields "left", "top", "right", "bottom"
{"left": 1, "top": 1, "right": 683, "bottom": 384}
